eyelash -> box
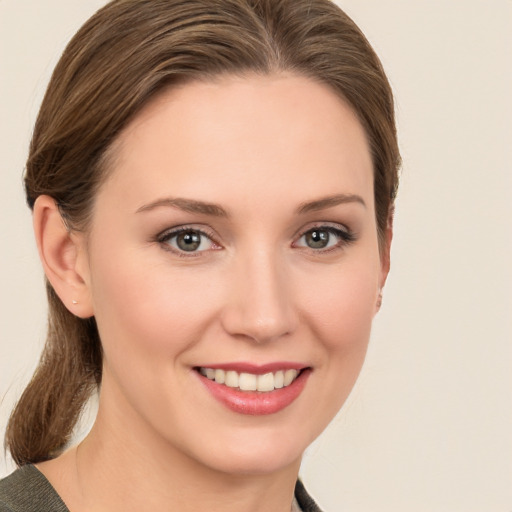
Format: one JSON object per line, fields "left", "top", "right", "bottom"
{"left": 155, "top": 223, "right": 356, "bottom": 257}
{"left": 293, "top": 224, "right": 357, "bottom": 253}
{"left": 156, "top": 226, "right": 220, "bottom": 257}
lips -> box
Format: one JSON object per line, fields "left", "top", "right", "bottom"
{"left": 195, "top": 363, "right": 311, "bottom": 415}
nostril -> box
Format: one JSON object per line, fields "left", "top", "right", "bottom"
{"left": 220, "top": 307, "right": 297, "bottom": 344}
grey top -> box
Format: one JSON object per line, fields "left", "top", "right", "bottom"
{"left": 0, "top": 466, "right": 68, "bottom": 512}
{"left": 0, "top": 465, "right": 322, "bottom": 512}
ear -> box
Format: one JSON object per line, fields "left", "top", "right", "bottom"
{"left": 33, "top": 195, "right": 94, "bottom": 318}
{"left": 376, "top": 206, "right": 394, "bottom": 313}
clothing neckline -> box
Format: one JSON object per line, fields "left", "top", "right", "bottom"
{"left": 0, "top": 464, "right": 70, "bottom": 512}
{"left": 1, "top": 465, "right": 316, "bottom": 511}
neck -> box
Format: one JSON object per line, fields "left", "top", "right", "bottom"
{"left": 66, "top": 392, "right": 301, "bottom": 512}
{"left": 76, "top": 426, "right": 300, "bottom": 512}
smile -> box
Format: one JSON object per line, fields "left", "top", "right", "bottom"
{"left": 198, "top": 367, "right": 300, "bottom": 392}
{"left": 195, "top": 364, "right": 311, "bottom": 415}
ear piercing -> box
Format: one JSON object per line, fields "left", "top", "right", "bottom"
{"left": 376, "top": 290, "right": 383, "bottom": 310}
{"left": 72, "top": 300, "right": 78, "bottom": 305}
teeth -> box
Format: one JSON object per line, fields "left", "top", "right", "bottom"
{"left": 199, "top": 367, "right": 301, "bottom": 392}
{"left": 225, "top": 370, "right": 239, "bottom": 388}
{"left": 214, "top": 369, "right": 225, "bottom": 384}
{"left": 239, "top": 373, "right": 257, "bottom": 391}
{"left": 274, "top": 370, "right": 284, "bottom": 389}
{"left": 284, "top": 369, "right": 298, "bottom": 386}
{"left": 257, "top": 372, "right": 275, "bottom": 392}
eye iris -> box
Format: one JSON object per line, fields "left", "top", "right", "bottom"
{"left": 176, "top": 231, "right": 201, "bottom": 251}
{"left": 306, "top": 229, "right": 329, "bottom": 249}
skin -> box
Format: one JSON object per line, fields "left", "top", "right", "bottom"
{"left": 34, "top": 73, "right": 391, "bottom": 512}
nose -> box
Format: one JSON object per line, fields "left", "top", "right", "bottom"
{"left": 220, "top": 248, "right": 298, "bottom": 344}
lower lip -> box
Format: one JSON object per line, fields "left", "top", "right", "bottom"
{"left": 197, "top": 369, "right": 311, "bottom": 415}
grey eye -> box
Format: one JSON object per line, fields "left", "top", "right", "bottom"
{"left": 175, "top": 230, "right": 202, "bottom": 251}
{"left": 161, "top": 229, "right": 215, "bottom": 253}
{"left": 295, "top": 225, "right": 355, "bottom": 251}
{"left": 304, "top": 229, "right": 331, "bottom": 249}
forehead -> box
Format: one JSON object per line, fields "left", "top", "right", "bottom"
{"left": 98, "top": 73, "right": 374, "bottom": 214}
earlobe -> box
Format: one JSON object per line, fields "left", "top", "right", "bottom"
{"left": 375, "top": 289, "right": 383, "bottom": 312}
{"left": 376, "top": 207, "right": 394, "bottom": 313}
{"left": 33, "top": 195, "right": 93, "bottom": 318}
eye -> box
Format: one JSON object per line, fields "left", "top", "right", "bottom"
{"left": 294, "top": 226, "right": 355, "bottom": 251}
{"left": 158, "top": 227, "right": 218, "bottom": 254}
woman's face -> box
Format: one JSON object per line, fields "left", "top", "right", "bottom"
{"left": 78, "top": 73, "right": 388, "bottom": 475}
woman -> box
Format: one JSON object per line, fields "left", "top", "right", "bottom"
{"left": 0, "top": 0, "right": 399, "bottom": 510}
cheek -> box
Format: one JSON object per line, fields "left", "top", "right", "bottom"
{"left": 89, "top": 251, "right": 222, "bottom": 365}
{"left": 300, "top": 259, "right": 379, "bottom": 351}
{"left": 295, "top": 255, "right": 380, "bottom": 427}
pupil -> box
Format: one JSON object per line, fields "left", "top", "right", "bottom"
{"left": 306, "top": 230, "right": 329, "bottom": 249}
{"left": 177, "top": 231, "right": 201, "bottom": 251}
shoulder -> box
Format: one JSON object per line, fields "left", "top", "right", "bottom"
{"left": 0, "top": 465, "right": 69, "bottom": 512}
{"left": 295, "top": 479, "right": 324, "bottom": 512}
{"left": 1, "top": 467, "right": 322, "bottom": 512}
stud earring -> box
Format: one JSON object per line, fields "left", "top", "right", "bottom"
{"left": 376, "top": 290, "right": 383, "bottom": 310}
{"left": 72, "top": 300, "right": 78, "bottom": 305}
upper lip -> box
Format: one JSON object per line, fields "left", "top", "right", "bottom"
{"left": 195, "top": 362, "right": 309, "bottom": 375}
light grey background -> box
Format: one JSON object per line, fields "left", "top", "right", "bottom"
{"left": 1, "top": 1, "right": 511, "bottom": 510}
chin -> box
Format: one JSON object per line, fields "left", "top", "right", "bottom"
{"left": 189, "top": 417, "right": 322, "bottom": 477}
{"left": 199, "top": 440, "right": 304, "bottom": 477}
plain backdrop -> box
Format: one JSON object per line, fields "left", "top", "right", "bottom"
{"left": 1, "top": 1, "right": 511, "bottom": 511}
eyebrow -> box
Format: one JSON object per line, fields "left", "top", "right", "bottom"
{"left": 296, "top": 194, "right": 366, "bottom": 214}
{"left": 136, "top": 197, "right": 229, "bottom": 217}
{"left": 136, "top": 193, "right": 365, "bottom": 217}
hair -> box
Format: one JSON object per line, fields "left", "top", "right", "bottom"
{"left": 6, "top": 0, "right": 400, "bottom": 466}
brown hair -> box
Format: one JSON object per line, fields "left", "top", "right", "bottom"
{"left": 6, "top": 0, "right": 400, "bottom": 466}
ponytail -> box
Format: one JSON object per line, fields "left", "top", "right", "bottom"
{"left": 5, "top": 283, "right": 101, "bottom": 465}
